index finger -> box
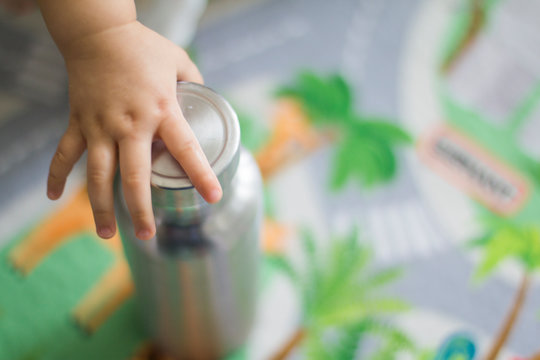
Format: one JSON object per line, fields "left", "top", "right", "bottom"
{"left": 158, "top": 109, "right": 222, "bottom": 203}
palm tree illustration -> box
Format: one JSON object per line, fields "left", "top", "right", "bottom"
{"left": 267, "top": 229, "right": 428, "bottom": 360}
{"left": 468, "top": 211, "right": 540, "bottom": 360}
{"left": 238, "top": 71, "right": 412, "bottom": 256}
{"left": 253, "top": 71, "right": 412, "bottom": 189}
{"left": 439, "top": 49, "right": 540, "bottom": 360}
{"left": 437, "top": 3, "right": 540, "bottom": 355}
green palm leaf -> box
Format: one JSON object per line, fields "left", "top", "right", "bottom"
{"left": 275, "top": 71, "right": 353, "bottom": 127}
{"left": 297, "top": 230, "right": 408, "bottom": 329}
{"left": 359, "top": 267, "right": 403, "bottom": 292}
{"left": 304, "top": 329, "right": 332, "bottom": 360}
{"left": 472, "top": 220, "right": 540, "bottom": 279}
{"left": 331, "top": 134, "right": 398, "bottom": 189}
{"left": 315, "top": 298, "right": 409, "bottom": 328}
{"left": 330, "top": 116, "right": 413, "bottom": 190}
{"left": 365, "top": 321, "right": 417, "bottom": 360}
{"left": 265, "top": 254, "right": 298, "bottom": 284}
{"left": 352, "top": 119, "right": 413, "bottom": 145}
{"left": 301, "top": 229, "right": 324, "bottom": 315}
{"left": 276, "top": 70, "right": 413, "bottom": 191}
{"left": 522, "top": 226, "right": 540, "bottom": 270}
{"left": 356, "top": 137, "right": 397, "bottom": 183}
{"left": 270, "top": 229, "right": 418, "bottom": 358}
{"left": 311, "top": 230, "right": 370, "bottom": 317}
{"left": 323, "top": 229, "right": 368, "bottom": 287}
{"left": 468, "top": 231, "right": 493, "bottom": 247}
{"left": 330, "top": 320, "right": 372, "bottom": 360}
{"left": 473, "top": 226, "right": 523, "bottom": 280}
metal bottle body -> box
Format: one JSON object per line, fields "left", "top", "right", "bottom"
{"left": 116, "top": 148, "right": 263, "bottom": 359}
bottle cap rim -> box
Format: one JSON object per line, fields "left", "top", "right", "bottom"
{"left": 150, "top": 82, "right": 240, "bottom": 190}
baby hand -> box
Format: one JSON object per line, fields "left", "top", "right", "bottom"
{"left": 47, "top": 21, "right": 222, "bottom": 240}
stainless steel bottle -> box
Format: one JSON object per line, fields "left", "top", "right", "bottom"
{"left": 115, "top": 82, "right": 263, "bottom": 359}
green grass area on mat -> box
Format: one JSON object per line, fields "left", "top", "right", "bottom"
{"left": 0, "top": 232, "right": 145, "bottom": 360}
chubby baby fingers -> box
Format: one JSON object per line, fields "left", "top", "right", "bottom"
{"left": 87, "top": 140, "right": 117, "bottom": 239}
{"left": 47, "top": 126, "right": 85, "bottom": 199}
{"left": 119, "top": 138, "right": 155, "bottom": 240}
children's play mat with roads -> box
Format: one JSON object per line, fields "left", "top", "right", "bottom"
{"left": 1, "top": 0, "right": 539, "bottom": 358}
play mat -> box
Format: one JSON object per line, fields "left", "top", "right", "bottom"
{"left": 0, "top": 0, "right": 539, "bottom": 358}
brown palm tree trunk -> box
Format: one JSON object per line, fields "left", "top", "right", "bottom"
{"left": 531, "top": 352, "right": 540, "bottom": 360}
{"left": 442, "top": 0, "right": 486, "bottom": 73}
{"left": 270, "top": 327, "right": 305, "bottom": 360}
{"left": 484, "top": 273, "right": 531, "bottom": 360}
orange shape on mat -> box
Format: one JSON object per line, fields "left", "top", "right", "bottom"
{"left": 9, "top": 186, "right": 96, "bottom": 274}
{"left": 8, "top": 184, "right": 134, "bottom": 333}
{"left": 255, "top": 99, "right": 327, "bottom": 179}
{"left": 261, "top": 217, "right": 290, "bottom": 255}
{"left": 72, "top": 259, "right": 134, "bottom": 333}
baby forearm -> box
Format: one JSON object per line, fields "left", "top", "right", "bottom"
{"left": 37, "top": 0, "right": 136, "bottom": 54}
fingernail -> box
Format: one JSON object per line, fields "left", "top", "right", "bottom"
{"left": 208, "top": 187, "right": 222, "bottom": 203}
{"left": 47, "top": 189, "right": 59, "bottom": 199}
{"left": 98, "top": 226, "right": 114, "bottom": 239}
{"left": 137, "top": 229, "right": 152, "bottom": 240}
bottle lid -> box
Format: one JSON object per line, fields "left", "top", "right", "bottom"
{"left": 151, "top": 82, "right": 240, "bottom": 190}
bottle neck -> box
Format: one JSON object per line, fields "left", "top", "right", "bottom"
{"left": 152, "top": 186, "right": 210, "bottom": 227}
